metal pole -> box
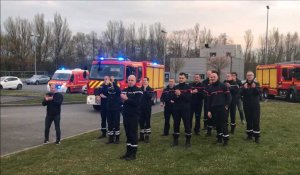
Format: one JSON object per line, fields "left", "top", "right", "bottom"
{"left": 266, "top": 5, "right": 270, "bottom": 64}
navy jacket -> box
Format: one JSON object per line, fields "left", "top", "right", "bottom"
{"left": 42, "top": 92, "right": 63, "bottom": 116}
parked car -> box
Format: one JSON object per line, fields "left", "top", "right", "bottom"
{"left": 25, "top": 75, "right": 50, "bottom": 85}
{"left": 0, "top": 76, "right": 23, "bottom": 90}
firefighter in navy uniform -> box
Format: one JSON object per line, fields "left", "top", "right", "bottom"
{"left": 106, "top": 79, "right": 122, "bottom": 144}
{"left": 139, "top": 77, "right": 154, "bottom": 143}
{"left": 160, "top": 78, "right": 176, "bottom": 136}
{"left": 95, "top": 76, "right": 111, "bottom": 139}
{"left": 190, "top": 74, "right": 205, "bottom": 135}
{"left": 205, "top": 72, "right": 232, "bottom": 146}
{"left": 241, "top": 71, "right": 261, "bottom": 143}
{"left": 202, "top": 70, "right": 212, "bottom": 131}
{"left": 224, "top": 73, "right": 239, "bottom": 134}
{"left": 171, "top": 72, "right": 192, "bottom": 148}
{"left": 120, "top": 75, "right": 143, "bottom": 161}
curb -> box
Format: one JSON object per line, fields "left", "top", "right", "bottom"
{"left": 1, "top": 101, "right": 86, "bottom": 107}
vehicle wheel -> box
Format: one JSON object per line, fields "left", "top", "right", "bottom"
{"left": 66, "top": 88, "right": 71, "bottom": 93}
{"left": 17, "top": 84, "right": 22, "bottom": 90}
{"left": 263, "top": 89, "right": 269, "bottom": 99}
{"left": 289, "top": 90, "right": 296, "bottom": 102}
{"left": 35, "top": 81, "right": 40, "bottom": 85}
{"left": 27, "top": 83, "right": 30, "bottom": 85}
{"left": 0, "top": 85, "right": 3, "bottom": 90}
{"left": 93, "top": 105, "right": 101, "bottom": 111}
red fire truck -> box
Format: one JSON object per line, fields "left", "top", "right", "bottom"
{"left": 86, "top": 57, "right": 165, "bottom": 110}
{"left": 256, "top": 61, "right": 300, "bottom": 102}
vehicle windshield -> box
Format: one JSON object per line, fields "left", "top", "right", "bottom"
{"left": 294, "top": 68, "right": 300, "bottom": 80}
{"left": 89, "top": 64, "right": 124, "bottom": 80}
{"left": 51, "top": 73, "right": 71, "bottom": 81}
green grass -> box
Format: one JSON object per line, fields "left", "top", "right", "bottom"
{"left": 1, "top": 101, "right": 300, "bottom": 175}
{"left": 1, "top": 90, "right": 86, "bottom": 104}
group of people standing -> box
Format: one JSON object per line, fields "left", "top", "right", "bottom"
{"left": 160, "top": 70, "right": 261, "bottom": 147}
{"left": 42, "top": 70, "right": 261, "bottom": 161}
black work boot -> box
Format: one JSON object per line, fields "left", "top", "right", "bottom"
{"left": 144, "top": 135, "right": 150, "bottom": 143}
{"left": 230, "top": 125, "right": 236, "bottom": 134}
{"left": 139, "top": 133, "right": 145, "bottom": 141}
{"left": 120, "top": 146, "right": 130, "bottom": 159}
{"left": 98, "top": 130, "right": 107, "bottom": 139}
{"left": 223, "top": 138, "right": 228, "bottom": 146}
{"left": 125, "top": 147, "right": 137, "bottom": 161}
{"left": 185, "top": 136, "right": 191, "bottom": 148}
{"left": 171, "top": 134, "right": 179, "bottom": 147}
{"left": 114, "top": 135, "right": 120, "bottom": 144}
{"left": 106, "top": 135, "right": 114, "bottom": 144}
{"left": 246, "top": 132, "right": 253, "bottom": 140}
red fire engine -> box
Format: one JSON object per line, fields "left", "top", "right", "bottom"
{"left": 256, "top": 61, "right": 300, "bottom": 102}
{"left": 86, "top": 57, "right": 165, "bottom": 110}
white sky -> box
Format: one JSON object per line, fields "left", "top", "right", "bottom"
{"left": 1, "top": 1, "right": 300, "bottom": 49}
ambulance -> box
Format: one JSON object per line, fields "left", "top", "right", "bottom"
{"left": 86, "top": 57, "right": 165, "bottom": 110}
{"left": 256, "top": 61, "right": 300, "bottom": 102}
{"left": 47, "top": 68, "right": 89, "bottom": 93}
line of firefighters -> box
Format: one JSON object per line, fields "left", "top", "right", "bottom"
{"left": 94, "top": 70, "right": 261, "bottom": 161}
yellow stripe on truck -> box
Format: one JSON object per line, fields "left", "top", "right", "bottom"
{"left": 91, "top": 81, "right": 99, "bottom": 88}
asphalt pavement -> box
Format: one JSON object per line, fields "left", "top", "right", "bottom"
{"left": 1, "top": 103, "right": 163, "bottom": 156}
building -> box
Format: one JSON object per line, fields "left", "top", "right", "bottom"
{"left": 170, "top": 44, "right": 244, "bottom": 81}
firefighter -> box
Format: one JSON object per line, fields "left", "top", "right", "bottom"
{"left": 231, "top": 72, "right": 246, "bottom": 124}
{"left": 120, "top": 75, "right": 143, "bottom": 161}
{"left": 190, "top": 74, "right": 205, "bottom": 135}
{"left": 171, "top": 72, "right": 192, "bottom": 148}
{"left": 160, "top": 78, "right": 176, "bottom": 136}
{"left": 202, "top": 70, "right": 212, "bottom": 131}
{"left": 139, "top": 77, "right": 154, "bottom": 143}
{"left": 42, "top": 84, "right": 63, "bottom": 145}
{"left": 106, "top": 79, "right": 122, "bottom": 144}
{"left": 205, "top": 72, "right": 231, "bottom": 146}
{"left": 224, "top": 73, "right": 239, "bottom": 134}
{"left": 241, "top": 71, "right": 261, "bottom": 143}
{"left": 95, "top": 76, "right": 110, "bottom": 139}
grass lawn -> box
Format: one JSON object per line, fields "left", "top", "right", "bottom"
{"left": 1, "top": 101, "right": 300, "bottom": 175}
{"left": 1, "top": 90, "right": 86, "bottom": 104}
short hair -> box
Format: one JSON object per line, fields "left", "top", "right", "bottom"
{"left": 169, "top": 78, "right": 175, "bottom": 81}
{"left": 144, "top": 77, "right": 149, "bottom": 81}
{"left": 211, "top": 70, "right": 219, "bottom": 76}
{"left": 194, "top": 73, "right": 200, "bottom": 77}
{"left": 231, "top": 72, "right": 238, "bottom": 76}
{"left": 179, "top": 72, "right": 187, "bottom": 78}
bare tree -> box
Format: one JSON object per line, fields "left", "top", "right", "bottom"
{"left": 148, "top": 24, "right": 156, "bottom": 60}
{"left": 192, "top": 23, "right": 200, "bottom": 57}
{"left": 125, "top": 23, "right": 136, "bottom": 60}
{"left": 170, "top": 57, "right": 185, "bottom": 81}
{"left": 137, "top": 23, "right": 147, "bottom": 60}
{"left": 52, "top": 13, "right": 72, "bottom": 69}
{"left": 184, "top": 29, "right": 193, "bottom": 58}
{"left": 207, "top": 56, "right": 230, "bottom": 75}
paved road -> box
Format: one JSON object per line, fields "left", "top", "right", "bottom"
{"left": 22, "top": 84, "right": 48, "bottom": 93}
{"left": 0, "top": 103, "right": 163, "bottom": 156}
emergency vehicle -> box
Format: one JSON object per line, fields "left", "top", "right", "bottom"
{"left": 256, "top": 61, "right": 300, "bottom": 102}
{"left": 86, "top": 57, "right": 165, "bottom": 110}
{"left": 47, "top": 68, "right": 89, "bottom": 93}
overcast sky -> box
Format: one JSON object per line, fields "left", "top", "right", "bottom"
{"left": 1, "top": 1, "right": 300, "bottom": 49}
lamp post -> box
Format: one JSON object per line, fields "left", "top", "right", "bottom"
{"left": 265, "top": 5, "right": 270, "bottom": 64}
{"left": 161, "top": 30, "right": 167, "bottom": 66}
{"left": 31, "top": 34, "right": 40, "bottom": 75}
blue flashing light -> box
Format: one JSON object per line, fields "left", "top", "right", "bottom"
{"left": 99, "top": 57, "right": 104, "bottom": 61}
{"left": 60, "top": 67, "right": 65, "bottom": 70}
{"left": 57, "top": 85, "right": 61, "bottom": 89}
{"left": 153, "top": 62, "right": 158, "bottom": 65}
{"left": 118, "top": 57, "right": 124, "bottom": 61}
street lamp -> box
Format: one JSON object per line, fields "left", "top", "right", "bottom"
{"left": 31, "top": 34, "right": 40, "bottom": 75}
{"left": 161, "top": 30, "right": 167, "bottom": 66}
{"left": 265, "top": 5, "right": 270, "bottom": 64}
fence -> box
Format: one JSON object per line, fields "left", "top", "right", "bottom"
{"left": 0, "top": 71, "right": 49, "bottom": 78}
